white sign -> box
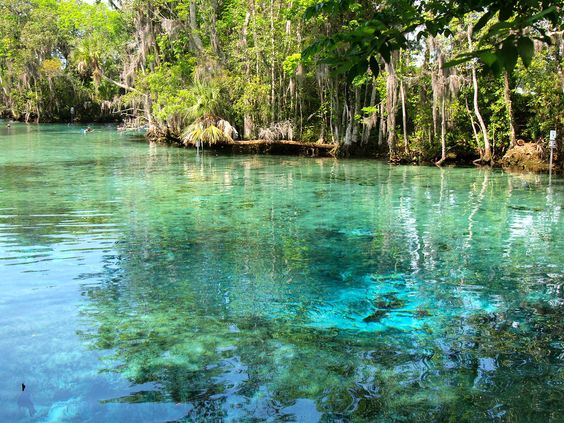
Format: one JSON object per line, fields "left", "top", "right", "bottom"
{"left": 550, "top": 130, "right": 557, "bottom": 148}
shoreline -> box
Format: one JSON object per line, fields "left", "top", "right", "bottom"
{"left": 3, "top": 121, "right": 560, "bottom": 172}
{"left": 149, "top": 134, "right": 562, "bottom": 173}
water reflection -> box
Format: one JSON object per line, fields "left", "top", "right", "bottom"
{"left": 0, "top": 127, "right": 562, "bottom": 420}
{"left": 74, "top": 157, "right": 562, "bottom": 421}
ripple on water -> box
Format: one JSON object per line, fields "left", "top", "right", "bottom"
{"left": 0, "top": 128, "right": 562, "bottom": 422}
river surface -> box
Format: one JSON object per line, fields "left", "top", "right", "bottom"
{"left": 0, "top": 124, "right": 562, "bottom": 422}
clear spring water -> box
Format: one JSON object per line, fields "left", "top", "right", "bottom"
{"left": 0, "top": 123, "right": 562, "bottom": 422}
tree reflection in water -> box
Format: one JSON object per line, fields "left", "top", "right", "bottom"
{"left": 78, "top": 163, "right": 563, "bottom": 422}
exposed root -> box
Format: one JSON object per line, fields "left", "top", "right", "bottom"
{"left": 501, "top": 142, "right": 553, "bottom": 172}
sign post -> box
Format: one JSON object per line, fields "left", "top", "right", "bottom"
{"left": 549, "top": 130, "right": 556, "bottom": 183}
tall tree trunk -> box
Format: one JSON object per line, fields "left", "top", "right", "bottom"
{"left": 468, "top": 25, "right": 491, "bottom": 163}
{"left": 436, "top": 96, "right": 447, "bottom": 165}
{"left": 385, "top": 59, "right": 398, "bottom": 157}
{"left": 244, "top": 115, "right": 254, "bottom": 139}
{"left": 378, "top": 102, "right": 385, "bottom": 147}
{"left": 209, "top": 0, "right": 221, "bottom": 57}
{"left": 317, "top": 68, "right": 325, "bottom": 141}
{"left": 241, "top": 10, "right": 251, "bottom": 73}
{"left": 428, "top": 37, "right": 439, "bottom": 138}
{"left": 189, "top": 0, "right": 204, "bottom": 53}
{"left": 350, "top": 86, "right": 361, "bottom": 144}
{"left": 296, "top": 25, "right": 304, "bottom": 137}
{"left": 250, "top": 0, "right": 259, "bottom": 76}
{"left": 465, "top": 97, "right": 482, "bottom": 161}
{"left": 503, "top": 71, "right": 517, "bottom": 148}
{"left": 241, "top": 7, "right": 252, "bottom": 138}
{"left": 269, "top": 0, "right": 276, "bottom": 122}
{"left": 400, "top": 79, "right": 408, "bottom": 153}
{"left": 363, "top": 84, "right": 378, "bottom": 144}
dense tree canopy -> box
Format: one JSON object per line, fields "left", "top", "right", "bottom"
{"left": 0, "top": 0, "right": 561, "bottom": 163}
{"left": 304, "top": 0, "right": 560, "bottom": 74}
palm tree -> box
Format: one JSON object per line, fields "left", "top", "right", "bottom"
{"left": 182, "top": 116, "right": 238, "bottom": 146}
{"left": 181, "top": 71, "right": 238, "bottom": 146}
{"left": 72, "top": 36, "right": 104, "bottom": 86}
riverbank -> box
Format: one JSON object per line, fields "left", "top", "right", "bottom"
{"left": 146, "top": 128, "right": 561, "bottom": 171}
{"left": 2, "top": 121, "right": 559, "bottom": 171}
{"left": 197, "top": 140, "right": 337, "bottom": 157}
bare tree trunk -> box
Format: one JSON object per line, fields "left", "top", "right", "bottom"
{"left": 296, "top": 24, "right": 304, "bottom": 137}
{"left": 189, "top": 0, "right": 204, "bottom": 53}
{"left": 363, "top": 84, "right": 378, "bottom": 144}
{"left": 503, "top": 71, "right": 517, "bottom": 148}
{"left": 468, "top": 25, "right": 491, "bottom": 163}
{"left": 269, "top": 0, "right": 276, "bottom": 122}
{"left": 436, "top": 96, "right": 447, "bottom": 165}
{"left": 317, "top": 68, "right": 325, "bottom": 141}
{"left": 385, "top": 59, "right": 398, "bottom": 157}
{"left": 241, "top": 8, "right": 252, "bottom": 138}
{"left": 343, "top": 94, "right": 352, "bottom": 145}
{"left": 251, "top": 0, "right": 259, "bottom": 76}
{"left": 378, "top": 102, "right": 386, "bottom": 147}
{"left": 241, "top": 10, "right": 251, "bottom": 68}
{"left": 328, "top": 76, "right": 336, "bottom": 143}
{"left": 209, "top": 0, "right": 221, "bottom": 56}
{"left": 428, "top": 37, "right": 439, "bottom": 138}
{"left": 465, "top": 97, "right": 482, "bottom": 162}
{"left": 333, "top": 77, "right": 341, "bottom": 143}
{"left": 400, "top": 79, "right": 408, "bottom": 153}
{"left": 244, "top": 115, "right": 254, "bottom": 139}
{"left": 350, "top": 86, "right": 361, "bottom": 144}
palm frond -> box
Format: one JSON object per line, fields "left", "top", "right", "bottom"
{"left": 182, "top": 119, "right": 234, "bottom": 146}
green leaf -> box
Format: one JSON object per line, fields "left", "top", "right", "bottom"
{"left": 352, "top": 25, "right": 376, "bottom": 38}
{"left": 348, "top": 62, "right": 367, "bottom": 82}
{"left": 499, "top": 38, "right": 518, "bottom": 72}
{"left": 485, "top": 21, "right": 512, "bottom": 38}
{"left": 517, "top": 37, "right": 534, "bottom": 67}
{"left": 380, "top": 44, "right": 391, "bottom": 63}
{"left": 333, "top": 60, "right": 355, "bottom": 75}
{"left": 478, "top": 52, "right": 497, "bottom": 66}
{"left": 444, "top": 56, "right": 470, "bottom": 68}
{"left": 490, "top": 60, "right": 503, "bottom": 76}
{"left": 525, "top": 6, "right": 557, "bottom": 25}
{"left": 498, "top": 4, "right": 513, "bottom": 21}
{"left": 473, "top": 10, "right": 494, "bottom": 34}
{"left": 366, "top": 19, "right": 386, "bottom": 32}
{"left": 369, "top": 56, "right": 379, "bottom": 78}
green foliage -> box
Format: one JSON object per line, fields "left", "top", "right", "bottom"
{"left": 0, "top": 0, "right": 560, "bottom": 163}
{"left": 182, "top": 118, "right": 235, "bottom": 146}
{"left": 0, "top": 0, "right": 125, "bottom": 122}
{"left": 305, "top": 0, "right": 561, "bottom": 74}
{"left": 513, "top": 48, "right": 563, "bottom": 141}
{"left": 283, "top": 53, "right": 303, "bottom": 76}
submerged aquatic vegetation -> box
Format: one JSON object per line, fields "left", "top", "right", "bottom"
{"left": 0, "top": 126, "right": 562, "bottom": 421}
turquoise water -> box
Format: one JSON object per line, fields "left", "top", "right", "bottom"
{"left": 0, "top": 123, "right": 562, "bottom": 422}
